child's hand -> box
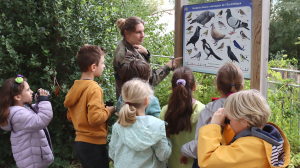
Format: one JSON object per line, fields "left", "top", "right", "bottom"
{"left": 180, "top": 154, "right": 188, "bottom": 165}
{"left": 107, "top": 106, "right": 116, "bottom": 114}
{"left": 37, "top": 88, "right": 49, "bottom": 97}
{"left": 211, "top": 108, "right": 226, "bottom": 127}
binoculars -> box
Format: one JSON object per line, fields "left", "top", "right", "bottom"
{"left": 224, "top": 117, "right": 230, "bottom": 124}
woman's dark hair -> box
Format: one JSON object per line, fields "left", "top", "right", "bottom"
{"left": 216, "top": 62, "right": 244, "bottom": 95}
{"left": 116, "top": 16, "right": 144, "bottom": 37}
{"left": 0, "top": 77, "right": 27, "bottom": 126}
{"left": 165, "top": 67, "right": 195, "bottom": 135}
{"left": 121, "top": 59, "right": 151, "bottom": 85}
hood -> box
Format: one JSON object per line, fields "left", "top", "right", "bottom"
{"left": 64, "top": 80, "right": 97, "bottom": 107}
{"left": 190, "top": 100, "right": 205, "bottom": 124}
{"left": 252, "top": 124, "right": 284, "bottom": 146}
{"left": 114, "top": 116, "right": 166, "bottom": 151}
{"left": 0, "top": 106, "right": 28, "bottom": 131}
{"left": 230, "top": 123, "right": 288, "bottom": 167}
{"left": 231, "top": 124, "right": 284, "bottom": 145}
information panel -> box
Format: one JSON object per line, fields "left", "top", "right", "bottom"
{"left": 183, "top": 0, "right": 253, "bottom": 78}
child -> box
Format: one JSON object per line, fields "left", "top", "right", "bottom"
{"left": 180, "top": 62, "right": 244, "bottom": 168}
{"left": 64, "top": 44, "right": 115, "bottom": 168}
{"left": 109, "top": 79, "right": 172, "bottom": 168}
{"left": 0, "top": 75, "right": 54, "bottom": 167}
{"left": 197, "top": 89, "right": 290, "bottom": 168}
{"left": 116, "top": 59, "right": 161, "bottom": 117}
{"left": 158, "top": 67, "right": 205, "bottom": 168}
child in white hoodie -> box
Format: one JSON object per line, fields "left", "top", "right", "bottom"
{"left": 109, "top": 79, "right": 171, "bottom": 168}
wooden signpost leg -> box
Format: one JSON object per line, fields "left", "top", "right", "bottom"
{"left": 260, "top": 0, "right": 270, "bottom": 98}
{"left": 251, "top": 0, "right": 270, "bottom": 98}
{"left": 174, "top": 0, "right": 188, "bottom": 68}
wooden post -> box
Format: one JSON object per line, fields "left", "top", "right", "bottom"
{"left": 251, "top": 0, "right": 270, "bottom": 98}
{"left": 174, "top": 0, "right": 188, "bottom": 68}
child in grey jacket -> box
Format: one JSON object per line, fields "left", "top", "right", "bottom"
{"left": 180, "top": 63, "right": 244, "bottom": 168}
{"left": 0, "top": 75, "right": 54, "bottom": 168}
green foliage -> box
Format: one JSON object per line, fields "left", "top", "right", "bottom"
{"left": 270, "top": 0, "right": 300, "bottom": 68}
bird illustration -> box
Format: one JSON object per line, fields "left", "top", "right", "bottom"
{"left": 191, "top": 52, "right": 202, "bottom": 60}
{"left": 218, "top": 21, "right": 226, "bottom": 28}
{"left": 225, "top": 9, "right": 249, "bottom": 34}
{"left": 186, "top": 13, "right": 192, "bottom": 20}
{"left": 227, "top": 46, "right": 239, "bottom": 63}
{"left": 238, "top": 9, "right": 247, "bottom": 17}
{"left": 240, "top": 31, "right": 250, "bottom": 40}
{"left": 186, "top": 26, "right": 193, "bottom": 34}
{"left": 188, "top": 18, "right": 192, "bottom": 22}
{"left": 240, "top": 54, "right": 249, "bottom": 62}
{"left": 216, "top": 42, "right": 224, "bottom": 50}
{"left": 186, "top": 49, "right": 192, "bottom": 55}
{"left": 201, "top": 39, "right": 223, "bottom": 60}
{"left": 186, "top": 26, "right": 193, "bottom": 31}
{"left": 233, "top": 40, "right": 244, "bottom": 51}
{"left": 190, "top": 11, "right": 215, "bottom": 28}
{"left": 217, "top": 10, "right": 223, "bottom": 18}
{"left": 211, "top": 23, "right": 230, "bottom": 46}
{"left": 201, "top": 30, "right": 208, "bottom": 36}
{"left": 186, "top": 26, "right": 201, "bottom": 50}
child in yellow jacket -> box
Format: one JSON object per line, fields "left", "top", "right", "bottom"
{"left": 197, "top": 89, "right": 290, "bottom": 168}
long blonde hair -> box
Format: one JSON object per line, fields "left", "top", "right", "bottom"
{"left": 118, "top": 78, "right": 153, "bottom": 127}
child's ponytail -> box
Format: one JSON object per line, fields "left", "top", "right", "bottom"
{"left": 0, "top": 77, "right": 26, "bottom": 126}
{"left": 165, "top": 67, "right": 195, "bottom": 135}
{"left": 118, "top": 104, "right": 137, "bottom": 127}
{"left": 118, "top": 78, "right": 153, "bottom": 127}
{"left": 216, "top": 62, "right": 244, "bottom": 96}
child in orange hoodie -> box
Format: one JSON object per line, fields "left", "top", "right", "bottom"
{"left": 64, "top": 44, "right": 115, "bottom": 168}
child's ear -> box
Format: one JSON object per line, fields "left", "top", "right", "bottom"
{"left": 193, "top": 84, "right": 196, "bottom": 91}
{"left": 241, "top": 84, "right": 244, "bottom": 90}
{"left": 144, "top": 97, "right": 149, "bottom": 106}
{"left": 89, "top": 63, "right": 96, "bottom": 72}
{"left": 14, "top": 95, "right": 21, "bottom": 101}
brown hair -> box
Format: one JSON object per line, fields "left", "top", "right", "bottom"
{"left": 165, "top": 67, "right": 195, "bottom": 135}
{"left": 121, "top": 59, "right": 151, "bottom": 85}
{"left": 0, "top": 77, "right": 27, "bottom": 126}
{"left": 76, "top": 44, "right": 106, "bottom": 72}
{"left": 216, "top": 62, "right": 244, "bottom": 96}
{"left": 116, "top": 17, "right": 144, "bottom": 37}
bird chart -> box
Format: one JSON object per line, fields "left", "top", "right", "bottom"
{"left": 183, "top": 0, "right": 253, "bottom": 79}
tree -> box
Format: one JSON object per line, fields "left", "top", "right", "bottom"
{"left": 269, "top": 0, "right": 300, "bottom": 68}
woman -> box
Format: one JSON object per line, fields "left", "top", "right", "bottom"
{"left": 114, "top": 16, "right": 181, "bottom": 99}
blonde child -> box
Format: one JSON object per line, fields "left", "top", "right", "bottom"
{"left": 180, "top": 62, "right": 244, "bottom": 168}
{"left": 197, "top": 89, "right": 290, "bottom": 167}
{"left": 109, "top": 79, "right": 171, "bottom": 168}
{"left": 64, "top": 45, "right": 115, "bottom": 168}
{"left": 0, "top": 75, "right": 54, "bottom": 167}
{"left": 158, "top": 67, "right": 205, "bottom": 168}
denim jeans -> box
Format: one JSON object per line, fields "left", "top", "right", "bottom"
{"left": 74, "top": 141, "right": 109, "bottom": 168}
